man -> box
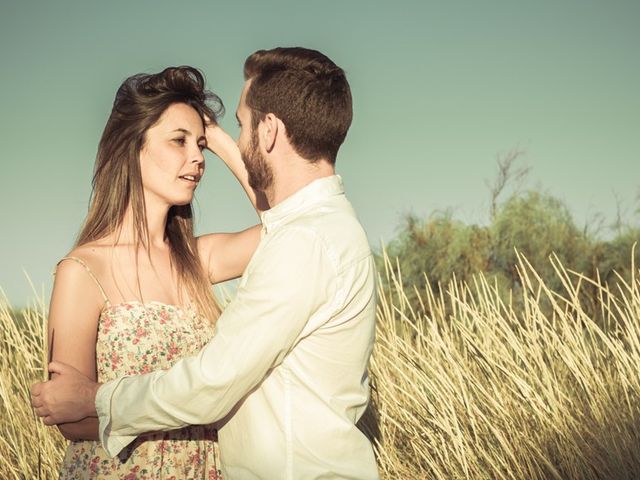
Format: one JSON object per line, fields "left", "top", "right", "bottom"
{"left": 32, "top": 47, "right": 379, "bottom": 480}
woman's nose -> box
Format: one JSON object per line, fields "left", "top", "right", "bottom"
{"left": 191, "top": 146, "right": 205, "bottom": 164}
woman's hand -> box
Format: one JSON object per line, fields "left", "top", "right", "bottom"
{"left": 205, "top": 122, "right": 240, "bottom": 166}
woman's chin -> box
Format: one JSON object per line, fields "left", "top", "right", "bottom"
{"left": 170, "top": 197, "right": 194, "bottom": 208}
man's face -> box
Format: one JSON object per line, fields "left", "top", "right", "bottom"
{"left": 236, "top": 80, "right": 274, "bottom": 191}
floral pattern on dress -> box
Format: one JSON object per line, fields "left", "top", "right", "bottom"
{"left": 60, "top": 301, "right": 222, "bottom": 480}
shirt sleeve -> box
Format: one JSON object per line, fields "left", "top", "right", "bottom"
{"left": 96, "top": 226, "right": 336, "bottom": 457}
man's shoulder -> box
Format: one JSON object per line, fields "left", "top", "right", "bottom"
{"left": 277, "top": 197, "right": 372, "bottom": 268}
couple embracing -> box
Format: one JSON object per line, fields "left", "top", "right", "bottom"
{"left": 32, "top": 46, "right": 378, "bottom": 480}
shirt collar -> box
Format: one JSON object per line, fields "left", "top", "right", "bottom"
{"left": 261, "top": 175, "right": 344, "bottom": 232}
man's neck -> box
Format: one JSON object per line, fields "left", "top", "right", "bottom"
{"left": 265, "top": 157, "right": 335, "bottom": 207}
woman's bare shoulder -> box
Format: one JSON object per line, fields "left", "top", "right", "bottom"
{"left": 51, "top": 243, "right": 112, "bottom": 315}
{"left": 56, "top": 241, "right": 138, "bottom": 298}
{"left": 58, "top": 242, "right": 112, "bottom": 272}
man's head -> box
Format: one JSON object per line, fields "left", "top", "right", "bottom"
{"left": 236, "top": 47, "right": 352, "bottom": 191}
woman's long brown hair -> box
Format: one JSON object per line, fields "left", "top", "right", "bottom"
{"left": 76, "top": 66, "right": 224, "bottom": 323}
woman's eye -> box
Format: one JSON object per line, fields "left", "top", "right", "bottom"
{"left": 174, "top": 138, "right": 186, "bottom": 146}
{"left": 198, "top": 144, "right": 206, "bottom": 151}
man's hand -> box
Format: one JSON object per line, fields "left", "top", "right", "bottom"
{"left": 31, "top": 361, "right": 101, "bottom": 425}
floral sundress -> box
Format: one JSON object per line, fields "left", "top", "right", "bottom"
{"left": 57, "top": 257, "right": 222, "bottom": 480}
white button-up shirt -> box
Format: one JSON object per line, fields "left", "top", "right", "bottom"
{"left": 95, "top": 175, "right": 379, "bottom": 479}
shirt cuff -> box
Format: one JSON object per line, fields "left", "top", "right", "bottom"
{"left": 96, "top": 377, "right": 137, "bottom": 457}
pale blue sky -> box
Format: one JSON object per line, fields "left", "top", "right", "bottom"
{"left": 1, "top": 0, "right": 638, "bottom": 307}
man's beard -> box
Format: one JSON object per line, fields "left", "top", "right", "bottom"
{"left": 241, "top": 129, "right": 274, "bottom": 192}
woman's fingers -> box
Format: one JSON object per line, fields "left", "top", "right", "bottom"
{"left": 203, "top": 113, "right": 218, "bottom": 127}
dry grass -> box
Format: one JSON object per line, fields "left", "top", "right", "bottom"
{"left": 2, "top": 253, "right": 640, "bottom": 479}
{"left": 361, "top": 252, "right": 640, "bottom": 479}
{"left": 0, "top": 291, "right": 65, "bottom": 479}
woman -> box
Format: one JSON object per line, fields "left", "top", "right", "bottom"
{"left": 49, "top": 66, "right": 259, "bottom": 478}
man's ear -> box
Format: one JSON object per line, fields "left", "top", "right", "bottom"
{"left": 262, "top": 113, "right": 279, "bottom": 153}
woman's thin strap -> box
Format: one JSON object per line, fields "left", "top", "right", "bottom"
{"left": 57, "top": 256, "right": 110, "bottom": 305}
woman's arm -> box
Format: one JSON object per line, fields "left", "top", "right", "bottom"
{"left": 47, "top": 256, "right": 104, "bottom": 441}
{"left": 199, "top": 123, "right": 264, "bottom": 283}
{"left": 205, "top": 123, "right": 269, "bottom": 213}
{"left": 197, "top": 225, "right": 262, "bottom": 284}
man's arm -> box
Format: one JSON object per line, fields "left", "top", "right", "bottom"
{"left": 34, "top": 226, "right": 336, "bottom": 456}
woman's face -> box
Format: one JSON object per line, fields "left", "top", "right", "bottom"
{"left": 139, "top": 102, "right": 206, "bottom": 208}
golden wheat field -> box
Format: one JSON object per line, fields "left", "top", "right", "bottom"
{"left": 1, "top": 253, "right": 640, "bottom": 479}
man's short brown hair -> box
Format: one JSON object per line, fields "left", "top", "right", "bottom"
{"left": 244, "top": 47, "right": 352, "bottom": 165}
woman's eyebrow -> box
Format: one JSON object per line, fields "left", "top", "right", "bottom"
{"left": 170, "top": 128, "right": 205, "bottom": 143}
